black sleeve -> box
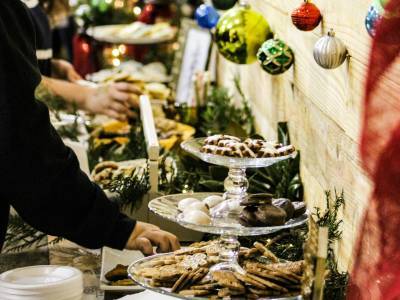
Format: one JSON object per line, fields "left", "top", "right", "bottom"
{"left": 0, "top": 0, "right": 135, "bottom": 250}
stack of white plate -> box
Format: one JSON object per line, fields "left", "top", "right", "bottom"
{"left": 0, "top": 265, "right": 83, "bottom": 300}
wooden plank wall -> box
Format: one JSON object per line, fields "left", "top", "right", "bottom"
{"left": 216, "top": 0, "right": 383, "bottom": 271}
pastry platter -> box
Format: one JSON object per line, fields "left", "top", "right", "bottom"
{"left": 181, "top": 138, "right": 296, "bottom": 169}
{"left": 127, "top": 246, "right": 303, "bottom": 300}
{"left": 149, "top": 193, "right": 309, "bottom": 236}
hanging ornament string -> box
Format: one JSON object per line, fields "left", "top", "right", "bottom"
{"left": 347, "top": 0, "right": 400, "bottom": 299}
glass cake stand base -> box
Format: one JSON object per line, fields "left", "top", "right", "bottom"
{"left": 209, "top": 234, "right": 245, "bottom": 275}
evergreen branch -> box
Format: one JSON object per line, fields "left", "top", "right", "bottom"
{"left": 313, "top": 189, "right": 349, "bottom": 300}
{"left": 105, "top": 166, "right": 150, "bottom": 211}
{"left": 4, "top": 214, "right": 63, "bottom": 253}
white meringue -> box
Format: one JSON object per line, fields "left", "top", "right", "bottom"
{"left": 203, "top": 195, "right": 224, "bottom": 209}
{"left": 178, "top": 198, "right": 201, "bottom": 211}
{"left": 183, "top": 210, "right": 211, "bottom": 225}
{"left": 183, "top": 202, "right": 209, "bottom": 215}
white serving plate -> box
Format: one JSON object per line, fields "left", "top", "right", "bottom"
{"left": 100, "top": 247, "right": 145, "bottom": 292}
{"left": 87, "top": 24, "right": 175, "bottom": 45}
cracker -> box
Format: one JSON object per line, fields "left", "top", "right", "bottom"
{"left": 218, "top": 287, "right": 245, "bottom": 297}
{"left": 233, "top": 272, "right": 266, "bottom": 289}
{"left": 190, "top": 283, "right": 220, "bottom": 290}
{"left": 247, "top": 268, "right": 294, "bottom": 285}
{"left": 179, "top": 289, "right": 211, "bottom": 296}
{"left": 171, "top": 271, "right": 189, "bottom": 293}
{"left": 254, "top": 242, "right": 279, "bottom": 263}
{"left": 245, "top": 273, "right": 289, "bottom": 293}
{"left": 248, "top": 287, "right": 281, "bottom": 296}
{"left": 212, "top": 271, "right": 245, "bottom": 291}
{"left": 174, "top": 247, "right": 205, "bottom": 256}
{"left": 265, "top": 261, "right": 304, "bottom": 276}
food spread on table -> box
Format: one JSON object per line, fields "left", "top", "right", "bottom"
{"left": 131, "top": 240, "right": 303, "bottom": 299}
{"left": 87, "top": 61, "right": 171, "bottom": 84}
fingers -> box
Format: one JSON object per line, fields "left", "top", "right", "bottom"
{"left": 108, "top": 86, "right": 131, "bottom": 103}
{"left": 143, "top": 230, "right": 181, "bottom": 253}
{"left": 168, "top": 233, "right": 181, "bottom": 251}
{"left": 112, "top": 83, "right": 141, "bottom": 109}
{"left": 109, "top": 101, "right": 132, "bottom": 116}
{"left": 132, "top": 237, "right": 154, "bottom": 256}
{"left": 114, "top": 82, "right": 142, "bottom": 94}
{"left": 105, "top": 109, "right": 127, "bottom": 122}
{"left": 68, "top": 70, "right": 83, "bottom": 82}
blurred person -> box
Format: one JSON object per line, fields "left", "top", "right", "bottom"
{"left": 0, "top": 0, "right": 180, "bottom": 254}
{"left": 23, "top": 0, "right": 138, "bottom": 121}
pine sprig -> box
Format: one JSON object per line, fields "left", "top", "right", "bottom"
{"left": 105, "top": 166, "right": 150, "bottom": 211}
{"left": 313, "top": 190, "right": 349, "bottom": 300}
{"left": 4, "top": 215, "right": 63, "bottom": 253}
{"left": 199, "top": 81, "right": 255, "bottom": 137}
{"left": 314, "top": 190, "right": 345, "bottom": 244}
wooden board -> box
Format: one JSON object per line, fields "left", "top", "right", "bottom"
{"left": 216, "top": 0, "right": 400, "bottom": 271}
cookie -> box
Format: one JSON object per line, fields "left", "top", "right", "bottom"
{"left": 276, "top": 145, "right": 296, "bottom": 156}
{"left": 105, "top": 264, "right": 128, "bottom": 282}
{"left": 179, "top": 289, "right": 211, "bottom": 296}
{"left": 245, "top": 273, "right": 289, "bottom": 293}
{"left": 171, "top": 271, "right": 189, "bottom": 293}
{"left": 218, "top": 287, "right": 245, "bottom": 297}
{"left": 190, "top": 283, "right": 220, "bottom": 290}
{"left": 233, "top": 272, "right": 266, "bottom": 289}
{"left": 212, "top": 271, "right": 245, "bottom": 291}
{"left": 242, "top": 193, "right": 273, "bottom": 206}
{"left": 292, "top": 201, "right": 307, "bottom": 218}
{"left": 254, "top": 204, "right": 287, "bottom": 226}
{"left": 253, "top": 242, "right": 279, "bottom": 263}
{"left": 273, "top": 198, "right": 295, "bottom": 220}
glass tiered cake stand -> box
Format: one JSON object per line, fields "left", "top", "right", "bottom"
{"left": 128, "top": 138, "right": 308, "bottom": 299}
{"left": 154, "top": 138, "right": 307, "bottom": 272}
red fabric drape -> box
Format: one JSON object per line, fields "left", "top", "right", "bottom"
{"left": 348, "top": 1, "right": 400, "bottom": 299}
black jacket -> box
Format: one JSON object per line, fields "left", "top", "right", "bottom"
{"left": 0, "top": 0, "right": 135, "bottom": 251}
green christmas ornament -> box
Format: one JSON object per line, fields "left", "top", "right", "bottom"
{"left": 215, "top": 5, "right": 272, "bottom": 64}
{"left": 212, "top": 0, "right": 237, "bottom": 10}
{"left": 257, "top": 38, "right": 294, "bottom": 75}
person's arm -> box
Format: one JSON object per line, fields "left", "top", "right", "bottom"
{"left": 51, "top": 59, "right": 82, "bottom": 82}
{"left": 0, "top": 0, "right": 179, "bottom": 252}
{"left": 42, "top": 76, "right": 140, "bottom": 121}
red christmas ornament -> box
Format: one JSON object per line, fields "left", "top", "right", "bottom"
{"left": 291, "top": 0, "right": 322, "bottom": 31}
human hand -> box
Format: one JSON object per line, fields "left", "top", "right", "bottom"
{"left": 125, "top": 221, "right": 180, "bottom": 255}
{"left": 52, "top": 59, "right": 82, "bottom": 82}
{"left": 84, "top": 82, "right": 141, "bottom": 121}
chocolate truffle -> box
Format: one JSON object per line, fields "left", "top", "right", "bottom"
{"left": 273, "top": 198, "right": 295, "bottom": 220}
{"left": 292, "top": 202, "right": 307, "bottom": 218}
{"left": 255, "top": 204, "right": 287, "bottom": 226}
{"left": 241, "top": 193, "right": 273, "bottom": 206}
